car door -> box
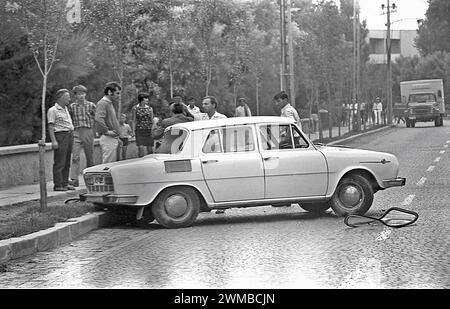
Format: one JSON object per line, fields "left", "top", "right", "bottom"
{"left": 258, "top": 123, "right": 328, "bottom": 199}
{"left": 200, "top": 125, "right": 265, "bottom": 202}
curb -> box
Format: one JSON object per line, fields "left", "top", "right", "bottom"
{"left": 324, "top": 125, "right": 393, "bottom": 145}
{"left": 0, "top": 211, "right": 114, "bottom": 264}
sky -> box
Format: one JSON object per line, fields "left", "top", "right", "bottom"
{"left": 357, "top": 0, "right": 429, "bottom": 30}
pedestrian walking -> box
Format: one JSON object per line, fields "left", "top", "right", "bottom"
{"left": 47, "top": 89, "right": 75, "bottom": 191}
{"left": 68, "top": 85, "right": 96, "bottom": 187}
{"left": 132, "top": 92, "right": 154, "bottom": 157}
{"left": 273, "top": 91, "right": 302, "bottom": 130}
{"left": 95, "top": 81, "right": 122, "bottom": 163}
{"left": 117, "top": 113, "right": 133, "bottom": 161}
{"left": 235, "top": 97, "right": 252, "bottom": 117}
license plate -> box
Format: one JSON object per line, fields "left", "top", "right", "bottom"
{"left": 409, "top": 116, "right": 416, "bottom": 119}
{"left": 93, "top": 176, "right": 105, "bottom": 185}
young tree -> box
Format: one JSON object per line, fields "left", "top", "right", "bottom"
{"left": 5, "top": 0, "right": 77, "bottom": 210}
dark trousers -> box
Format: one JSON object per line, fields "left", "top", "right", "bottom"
{"left": 53, "top": 131, "right": 73, "bottom": 188}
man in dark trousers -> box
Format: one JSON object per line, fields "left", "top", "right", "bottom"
{"left": 47, "top": 89, "right": 75, "bottom": 191}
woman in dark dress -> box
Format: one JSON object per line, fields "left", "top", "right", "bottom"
{"left": 132, "top": 92, "right": 154, "bottom": 157}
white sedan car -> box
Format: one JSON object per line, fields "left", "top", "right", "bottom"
{"left": 81, "top": 116, "right": 405, "bottom": 228}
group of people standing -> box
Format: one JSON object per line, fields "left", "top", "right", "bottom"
{"left": 341, "top": 97, "right": 385, "bottom": 127}
{"left": 46, "top": 81, "right": 301, "bottom": 192}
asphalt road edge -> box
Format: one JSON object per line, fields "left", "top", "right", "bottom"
{"left": 0, "top": 124, "right": 394, "bottom": 264}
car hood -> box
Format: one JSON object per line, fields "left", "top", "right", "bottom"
{"left": 317, "top": 145, "right": 394, "bottom": 161}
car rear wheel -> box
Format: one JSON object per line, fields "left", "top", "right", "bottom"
{"left": 300, "top": 203, "right": 331, "bottom": 214}
{"left": 330, "top": 174, "right": 373, "bottom": 216}
{"left": 152, "top": 187, "right": 200, "bottom": 228}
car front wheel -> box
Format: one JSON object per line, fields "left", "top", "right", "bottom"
{"left": 152, "top": 187, "right": 200, "bottom": 228}
{"left": 330, "top": 174, "right": 373, "bottom": 216}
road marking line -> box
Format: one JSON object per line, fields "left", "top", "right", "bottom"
{"left": 416, "top": 177, "right": 426, "bottom": 186}
{"left": 401, "top": 194, "right": 415, "bottom": 206}
{"left": 426, "top": 165, "right": 435, "bottom": 172}
{"left": 434, "top": 157, "right": 441, "bottom": 162}
{"left": 439, "top": 150, "right": 445, "bottom": 154}
{"left": 444, "top": 145, "right": 449, "bottom": 148}
{"left": 376, "top": 227, "right": 392, "bottom": 241}
{"left": 447, "top": 140, "right": 450, "bottom": 144}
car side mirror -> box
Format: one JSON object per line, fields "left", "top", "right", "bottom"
{"left": 344, "top": 207, "right": 418, "bottom": 228}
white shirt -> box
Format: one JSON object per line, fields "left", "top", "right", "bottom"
{"left": 373, "top": 102, "right": 383, "bottom": 111}
{"left": 47, "top": 103, "right": 74, "bottom": 132}
{"left": 187, "top": 105, "right": 201, "bottom": 114}
{"left": 235, "top": 105, "right": 252, "bottom": 117}
{"left": 281, "top": 103, "right": 302, "bottom": 130}
{"left": 194, "top": 111, "right": 227, "bottom": 121}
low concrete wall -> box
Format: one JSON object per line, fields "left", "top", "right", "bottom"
{"left": 0, "top": 139, "right": 140, "bottom": 189}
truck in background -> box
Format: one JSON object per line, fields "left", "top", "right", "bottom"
{"left": 401, "top": 79, "right": 445, "bottom": 127}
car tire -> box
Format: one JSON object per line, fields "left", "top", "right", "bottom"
{"left": 330, "top": 174, "right": 373, "bottom": 216}
{"left": 300, "top": 203, "right": 331, "bottom": 214}
{"left": 152, "top": 187, "right": 200, "bottom": 228}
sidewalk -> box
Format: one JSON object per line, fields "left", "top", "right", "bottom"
{"left": 0, "top": 178, "right": 86, "bottom": 208}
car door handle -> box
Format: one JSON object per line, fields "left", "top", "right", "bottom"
{"left": 202, "top": 159, "right": 218, "bottom": 164}
{"left": 263, "top": 157, "right": 279, "bottom": 161}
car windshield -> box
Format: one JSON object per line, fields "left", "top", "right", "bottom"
{"left": 409, "top": 93, "right": 436, "bottom": 103}
{"left": 155, "top": 128, "right": 188, "bottom": 154}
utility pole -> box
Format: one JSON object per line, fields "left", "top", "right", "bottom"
{"left": 286, "top": 0, "right": 295, "bottom": 107}
{"left": 382, "top": 1, "right": 396, "bottom": 125}
{"left": 279, "top": 0, "right": 287, "bottom": 92}
{"left": 353, "top": 0, "right": 361, "bottom": 132}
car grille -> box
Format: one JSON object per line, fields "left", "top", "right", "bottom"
{"left": 411, "top": 107, "right": 431, "bottom": 115}
{"left": 84, "top": 173, "right": 114, "bottom": 193}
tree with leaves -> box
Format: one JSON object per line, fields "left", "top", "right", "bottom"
{"left": 415, "top": 0, "right": 450, "bottom": 56}
{"left": 4, "top": 0, "right": 75, "bottom": 209}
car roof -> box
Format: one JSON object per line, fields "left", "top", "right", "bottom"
{"left": 170, "top": 116, "right": 295, "bottom": 131}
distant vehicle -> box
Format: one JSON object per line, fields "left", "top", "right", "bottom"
{"left": 80, "top": 117, "right": 406, "bottom": 229}
{"left": 401, "top": 79, "right": 445, "bottom": 127}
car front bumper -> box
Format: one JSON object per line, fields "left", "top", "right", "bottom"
{"left": 79, "top": 193, "right": 139, "bottom": 205}
{"left": 382, "top": 177, "right": 406, "bottom": 188}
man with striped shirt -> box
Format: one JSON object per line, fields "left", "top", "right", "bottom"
{"left": 68, "top": 85, "right": 96, "bottom": 187}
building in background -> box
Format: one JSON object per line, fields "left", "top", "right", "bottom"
{"left": 367, "top": 29, "right": 419, "bottom": 64}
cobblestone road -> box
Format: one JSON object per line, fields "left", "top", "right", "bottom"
{"left": 1, "top": 121, "right": 449, "bottom": 288}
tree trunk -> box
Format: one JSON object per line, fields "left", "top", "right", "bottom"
{"left": 205, "top": 62, "right": 211, "bottom": 96}
{"left": 39, "top": 74, "right": 48, "bottom": 211}
{"left": 255, "top": 76, "right": 259, "bottom": 116}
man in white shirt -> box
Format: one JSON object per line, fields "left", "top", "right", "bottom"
{"left": 273, "top": 91, "right": 302, "bottom": 130}
{"left": 47, "top": 89, "right": 75, "bottom": 191}
{"left": 373, "top": 97, "right": 382, "bottom": 125}
{"left": 194, "top": 96, "right": 227, "bottom": 121}
{"left": 235, "top": 97, "right": 252, "bottom": 117}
